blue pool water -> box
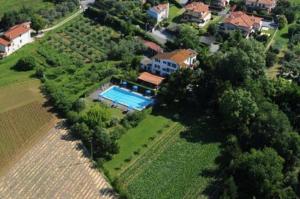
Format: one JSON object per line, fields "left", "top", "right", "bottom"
{"left": 99, "top": 86, "right": 153, "bottom": 111}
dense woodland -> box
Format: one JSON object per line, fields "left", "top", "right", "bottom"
{"left": 5, "top": 0, "right": 300, "bottom": 198}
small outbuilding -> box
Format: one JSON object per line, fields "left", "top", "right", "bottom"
{"left": 138, "top": 72, "right": 165, "bottom": 89}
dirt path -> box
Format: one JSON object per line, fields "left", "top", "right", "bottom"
{"left": 0, "top": 126, "right": 116, "bottom": 199}
{"left": 41, "top": 9, "right": 83, "bottom": 33}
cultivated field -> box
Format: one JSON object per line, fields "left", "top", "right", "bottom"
{"left": 0, "top": 128, "right": 115, "bottom": 199}
{"left": 0, "top": 80, "right": 57, "bottom": 174}
{"left": 104, "top": 114, "right": 221, "bottom": 199}
{"left": 41, "top": 16, "right": 119, "bottom": 64}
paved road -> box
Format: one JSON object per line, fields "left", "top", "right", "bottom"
{"left": 0, "top": 126, "right": 116, "bottom": 199}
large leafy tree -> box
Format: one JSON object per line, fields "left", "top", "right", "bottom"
{"left": 219, "top": 88, "right": 258, "bottom": 129}
{"left": 232, "top": 148, "right": 285, "bottom": 199}
{"left": 174, "top": 24, "right": 200, "bottom": 50}
{"left": 217, "top": 39, "right": 266, "bottom": 85}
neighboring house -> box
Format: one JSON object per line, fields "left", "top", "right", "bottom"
{"left": 183, "top": 2, "right": 211, "bottom": 25}
{"left": 142, "top": 39, "right": 163, "bottom": 56}
{"left": 245, "top": 0, "right": 276, "bottom": 12}
{"left": 0, "top": 22, "right": 32, "bottom": 58}
{"left": 176, "top": 0, "right": 189, "bottom": 6}
{"left": 141, "top": 49, "right": 198, "bottom": 76}
{"left": 220, "top": 11, "right": 262, "bottom": 37}
{"left": 147, "top": 3, "right": 169, "bottom": 23}
{"left": 211, "top": 0, "right": 230, "bottom": 9}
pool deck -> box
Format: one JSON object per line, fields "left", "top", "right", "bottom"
{"left": 89, "top": 84, "right": 135, "bottom": 113}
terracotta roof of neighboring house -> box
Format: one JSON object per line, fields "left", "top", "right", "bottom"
{"left": 185, "top": 2, "right": 210, "bottom": 14}
{"left": 138, "top": 72, "right": 165, "bottom": 86}
{"left": 246, "top": 0, "right": 275, "bottom": 5}
{"left": 0, "top": 38, "right": 10, "bottom": 46}
{"left": 152, "top": 3, "right": 169, "bottom": 13}
{"left": 142, "top": 40, "right": 163, "bottom": 53}
{"left": 153, "top": 49, "right": 197, "bottom": 66}
{"left": 224, "top": 11, "right": 262, "bottom": 29}
{"left": 4, "top": 23, "right": 30, "bottom": 41}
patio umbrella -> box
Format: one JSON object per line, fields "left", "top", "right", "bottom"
{"left": 133, "top": 85, "right": 138, "bottom": 91}
{"left": 145, "top": 90, "right": 151, "bottom": 95}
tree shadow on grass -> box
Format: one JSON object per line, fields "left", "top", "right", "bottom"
{"left": 199, "top": 167, "right": 223, "bottom": 199}
{"left": 99, "top": 187, "right": 116, "bottom": 198}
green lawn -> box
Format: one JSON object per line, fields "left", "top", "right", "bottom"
{"left": 103, "top": 114, "right": 172, "bottom": 179}
{"left": 0, "top": 0, "right": 53, "bottom": 17}
{"left": 168, "top": 5, "right": 184, "bottom": 22}
{"left": 117, "top": 119, "right": 221, "bottom": 198}
{"left": 0, "top": 43, "right": 39, "bottom": 87}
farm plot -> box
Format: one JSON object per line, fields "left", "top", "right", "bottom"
{"left": 41, "top": 16, "right": 119, "bottom": 64}
{"left": 0, "top": 80, "right": 57, "bottom": 174}
{"left": 0, "top": 128, "right": 115, "bottom": 199}
{"left": 117, "top": 121, "right": 221, "bottom": 199}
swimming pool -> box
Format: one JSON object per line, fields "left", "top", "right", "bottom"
{"left": 99, "top": 86, "right": 153, "bottom": 111}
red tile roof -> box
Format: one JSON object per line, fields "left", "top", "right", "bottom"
{"left": 138, "top": 72, "right": 165, "bottom": 86}
{"left": 153, "top": 49, "right": 197, "bottom": 66}
{"left": 0, "top": 38, "right": 10, "bottom": 46}
{"left": 152, "top": 3, "right": 169, "bottom": 13}
{"left": 142, "top": 40, "right": 163, "bottom": 53}
{"left": 224, "top": 11, "right": 262, "bottom": 29}
{"left": 185, "top": 2, "right": 210, "bottom": 14}
{"left": 246, "top": 0, "right": 275, "bottom": 5}
{"left": 4, "top": 24, "right": 30, "bottom": 41}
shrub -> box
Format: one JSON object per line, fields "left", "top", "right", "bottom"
{"left": 14, "top": 56, "right": 36, "bottom": 71}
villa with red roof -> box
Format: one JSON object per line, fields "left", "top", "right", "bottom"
{"left": 221, "top": 11, "right": 262, "bottom": 37}
{"left": 245, "top": 0, "right": 277, "bottom": 12}
{"left": 141, "top": 49, "right": 197, "bottom": 76}
{"left": 183, "top": 2, "right": 211, "bottom": 25}
{"left": 147, "top": 3, "right": 169, "bottom": 23}
{"left": 0, "top": 23, "right": 32, "bottom": 58}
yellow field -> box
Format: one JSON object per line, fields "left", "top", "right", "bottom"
{"left": 0, "top": 80, "right": 57, "bottom": 174}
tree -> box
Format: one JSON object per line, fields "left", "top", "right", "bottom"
{"left": 158, "top": 68, "right": 195, "bottom": 106}
{"left": 82, "top": 105, "right": 112, "bottom": 128}
{"left": 14, "top": 56, "right": 36, "bottom": 71}
{"left": 250, "top": 101, "right": 292, "bottom": 149}
{"left": 93, "top": 127, "right": 119, "bottom": 159}
{"left": 232, "top": 148, "right": 285, "bottom": 198}
{"left": 219, "top": 88, "right": 258, "bottom": 129}
{"left": 31, "top": 14, "right": 46, "bottom": 33}
{"left": 278, "top": 15, "right": 288, "bottom": 30}
{"left": 221, "top": 176, "right": 238, "bottom": 199}
{"left": 174, "top": 24, "right": 200, "bottom": 50}
{"left": 217, "top": 39, "right": 266, "bottom": 85}
{"left": 266, "top": 51, "right": 277, "bottom": 67}
{"left": 207, "top": 23, "right": 217, "bottom": 36}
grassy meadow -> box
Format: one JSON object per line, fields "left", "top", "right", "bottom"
{"left": 0, "top": 0, "right": 53, "bottom": 16}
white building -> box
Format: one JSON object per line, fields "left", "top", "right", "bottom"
{"left": 183, "top": 2, "right": 212, "bottom": 25}
{"left": 220, "top": 11, "right": 262, "bottom": 37}
{"left": 0, "top": 23, "right": 32, "bottom": 58}
{"left": 245, "top": 0, "right": 277, "bottom": 12}
{"left": 147, "top": 3, "right": 169, "bottom": 23}
{"left": 141, "top": 49, "right": 198, "bottom": 76}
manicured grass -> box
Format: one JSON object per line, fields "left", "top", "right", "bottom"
{"left": 0, "top": 0, "right": 53, "bottom": 17}
{"left": 103, "top": 114, "right": 172, "bottom": 179}
{"left": 117, "top": 120, "right": 221, "bottom": 198}
{"left": 168, "top": 5, "right": 184, "bottom": 22}
{"left": 0, "top": 43, "right": 39, "bottom": 87}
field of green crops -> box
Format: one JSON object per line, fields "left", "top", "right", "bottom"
{"left": 106, "top": 116, "right": 222, "bottom": 198}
